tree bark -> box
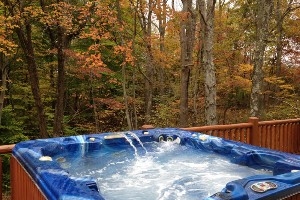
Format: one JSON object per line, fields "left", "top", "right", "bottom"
{"left": 144, "top": 48, "right": 154, "bottom": 123}
{"left": 250, "top": 0, "right": 273, "bottom": 117}
{"left": 16, "top": 27, "right": 49, "bottom": 138}
{"left": 131, "top": 1, "right": 139, "bottom": 129}
{"left": 192, "top": 0, "right": 205, "bottom": 125}
{"left": 199, "top": 0, "right": 217, "bottom": 125}
{"left": 53, "top": 26, "right": 66, "bottom": 136}
{"left": 179, "top": 0, "right": 195, "bottom": 127}
{"left": 144, "top": 0, "right": 155, "bottom": 123}
{"left": 90, "top": 78, "right": 99, "bottom": 132}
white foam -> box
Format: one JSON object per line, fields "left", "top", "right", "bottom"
{"left": 63, "top": 142, "right": 272, "bottom": 200}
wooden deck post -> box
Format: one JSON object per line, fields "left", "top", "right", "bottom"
{"left": 296, "top": 119, "right": 300, "bottom": 154}
{"left": 248, "top": 117, "right": 260, "bottom": 147}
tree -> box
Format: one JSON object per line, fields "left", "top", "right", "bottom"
{"left": 179, "top": 0, "right": 195, "bottom": 127}
{"left": 155, "top": 0, "right": 168, "bottom": 95}
{"left": 39, "top": 1, "right": 95, "bottom": 136}
{"left": 1, "top": 0, "right": 300, "bottom": 140}
{"left": 143, "top": 0, "right": 155, "bottom": 123}
{"left": 274, "top": 0, "right": 300, "bottom": 75}
{"left": 116, "top": 0, "right": 133, "bottom": 130}
{"left": 0, "top": 7, "right": 17, "bottom": 125}
{"left": 2, "top": 0, "right": 49, "bottom": 138}
{"left": 0, "top": 52, "right": 7, "bottom": 126}
{"left": 250, "top": 0, "right": 273, "bottom": 117}
{"left": 199, "top": 0, "right": 217, "bottom": 125}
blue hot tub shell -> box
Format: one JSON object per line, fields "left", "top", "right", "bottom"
{"left": 13, "top": 128, "right": 300, "bottom": 200}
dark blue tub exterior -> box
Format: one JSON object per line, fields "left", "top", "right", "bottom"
{"left": 13, "top": 128, "right": 300, "bottom": 200}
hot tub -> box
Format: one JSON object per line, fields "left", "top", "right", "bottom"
{"left": 12, "top": 128, "right": 300, "bottom": 200}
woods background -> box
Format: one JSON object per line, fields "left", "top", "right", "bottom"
{"left": 0, "top": 0, "right": 299, "bottom": 144}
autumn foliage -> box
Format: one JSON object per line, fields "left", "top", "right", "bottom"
{"left": 0, "top": 0, "right": 299, "bottom": 141}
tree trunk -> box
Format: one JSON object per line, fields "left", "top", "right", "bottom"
{"left": 131, "top": 2, "right": 139, "bottom": 129}
{"left": 53, "top": 26, "right": 66, "bottom": 137}
{"left": 132, "top": 68, "right": 138, "bottom": 129}
{"left": 90, "top": 78, "right": 100, "bottom": 132}
{"left": 0, "top": 53, "right": 8, "bottom": 125}
{"left": 144, "top": 50, "right": 154, "bottom": 123}
{"left": 116, "top": 0, "right": 132, "bottom": 130}
{"left": 3, "top": 0, "right": 48, "bottom": 138}
{"left": 192, "top": 0, "right": 206, "bottom": 125}
{"left": 130, "top": 0, "right": 155, "bottom": 123}
{"left": 179, "top": 0, "right": 195, "bottom": 127}
{"left": 144, "top": 0, "right": 155, "bottom": 123}
{"left": 40, "top": 0, "right": 92, "bottom": 136}
{"left": 275, "top": 0, "right": 283, "bottom": 76}
{"left": 274, "top": 0, "right": 295, "bottom": 76}
{"left": 200, "top": 0, "right": 217, "bottom": 125}
{"left": 15, "top": 27, "right": 48, "bottom": 138}
{"left": 157, "top": 0, "right": 167, "bottom": 95}
{"left": 250, "top": 0, "right": 273, "bottom": 117}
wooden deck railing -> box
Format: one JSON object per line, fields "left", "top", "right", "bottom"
{"left": 0, "top": 117, "right": 300, "bottom": 199}
{"left": 184, "top": 117, "right": 300, "bottom": 154}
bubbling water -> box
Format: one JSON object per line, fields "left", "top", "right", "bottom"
{"left": 61, "top": 141, "right": 271, "bottom": 200}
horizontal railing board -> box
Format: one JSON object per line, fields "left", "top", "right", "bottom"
{"left": 183, "top": 123, "right": 252, "bottom": 131}
{"left": 0, "top": 144, "right": 14, "bottom": 154}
